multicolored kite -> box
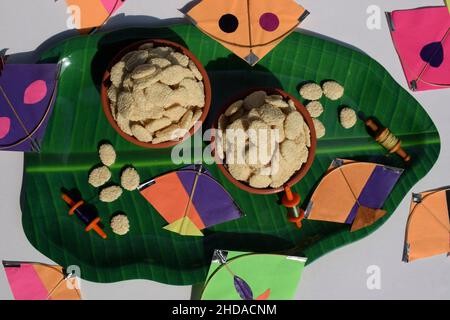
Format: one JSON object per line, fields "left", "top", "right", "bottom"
{"left": 403, "top": 188, "right": 450, "bottom": 262}
{"left": 305, "top": 159, "right": 403, "bottom": 232}
{"left": 184, "top": 0, "right": 309, "bottom": 65}
{"left": 387, "top": 6, "right": 450, "bottom": 91}
{"left": 64, "top": 0, "right": 126, "bottom": 34}
{"left": 3, "top": 261, "right": 81, "bottom": 300}
{"left": 201, "top": 250, "right": 307, "bottom": 300}
{"left": 0, "top": 57, "right": 59, "bottom": 152}
{"left": 138, "top": 165, "right": 243, "bottom": 237}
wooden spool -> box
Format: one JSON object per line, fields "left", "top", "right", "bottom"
{"left": 365, "top": 118, "right": 411, "bottom": 162}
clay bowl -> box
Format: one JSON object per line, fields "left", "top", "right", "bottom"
{"left": 101, "top": 39, "right": 212, "bottom": 148}
{"left": 211, "top": 88, "right": 317, "bottom": 195}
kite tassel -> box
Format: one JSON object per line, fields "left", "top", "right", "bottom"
{"left": 350, "top": 206, "right": 387, "bottom": 232}
{"left": 163, "top": 217, "right": 204, "bottom": 237}
{"left": 282, "top": 186, "right": 304, "bottom": 229}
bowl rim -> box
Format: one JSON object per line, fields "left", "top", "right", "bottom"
{"left": 211, "top": 87, "right": 317, "bottom": 195}
{"left": 100, "top": 39, "right": 212, "bottom": 149}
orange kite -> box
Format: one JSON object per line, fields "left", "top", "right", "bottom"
{"left": 185, "top": 0, "right": 309, "bottom": 65}
{"left": 305, "top": 159, "right": 403, "bottom": 232}
{"left": 404, "top": 188, "right": 450, "bottom": 262}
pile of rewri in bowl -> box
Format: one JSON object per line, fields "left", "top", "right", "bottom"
{"left": 215, "top": 90, "right": 312, "bottom": 189}
{"left": 106, "top": 42, "right": 206, "bottom": 144}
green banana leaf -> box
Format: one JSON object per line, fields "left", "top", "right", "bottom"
{"left": 21, "top": 24, "right": 440, "bottom": 285}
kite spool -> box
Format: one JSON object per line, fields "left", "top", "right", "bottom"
{"left": 61, "top": 193, "right": 107, "bottom": 239}
{"left": 282, "top": 187, "right": 304, "bottom": 229}
{"left": 364, "top": 118, "right": 411, "bottom": 162}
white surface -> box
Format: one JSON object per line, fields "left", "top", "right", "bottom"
{"left": 0, "top": 0, "right": 449, "bottom": 300}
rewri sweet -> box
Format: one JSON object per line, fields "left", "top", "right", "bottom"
{"left": 217, "top": 91, "right": 312, "bottom": 189}
{"left": 107, "top": 43, "right": 206, "bottom": 144}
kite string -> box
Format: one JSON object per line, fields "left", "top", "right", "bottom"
{"left": 0, "top": 85, "right": 40, "bottom": 150}
{"left": 337, "top": 167, "right": 361, "bottom": 206}
{"left": 246, "top": 0, "right": 253, "bottom": 53}
{"left": 418, "top": 202, "right": 450, "bottom": 233}
{"left": 179, "top": 167, "right": 202, "bottom": 232}
{"left": 44, "top": 275, "right": 66, "bottom": 300}
{"left": 89, "top": 0, "right": 123, "bottom": 34}
{"left": 45, "top": 274, "right": 80, "bottom": 300}
{"left": 0, "top": 85, "right": 31, "bottom": 137}
{"left": 413, "top": 27, "right": 450, "bottom": 87}
{"left": 224, "top": 263, "right": 236, "bottom": 277}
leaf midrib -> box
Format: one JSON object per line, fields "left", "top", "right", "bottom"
{"left": 25, "top": 132, "right": 439, "bottom": 173}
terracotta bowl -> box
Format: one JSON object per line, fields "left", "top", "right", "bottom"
{"left": 211, "top": 88, "right": 317, "bottom": 195}
{"left": 101, "top": 39, "right": 212, "bottom": 148}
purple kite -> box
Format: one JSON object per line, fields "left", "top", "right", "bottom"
{"left": 139, "top": 165, "right": 243, "bottom": 236}
{"left": 0, "top": 56, "right": 59, "bottom": 152}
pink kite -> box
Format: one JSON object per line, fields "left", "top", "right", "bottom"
{"left": 3, "top": 261, "right": 81, "bottom": 300}
{"left": 387, "top": 6, "right": 450, "bottom": 91}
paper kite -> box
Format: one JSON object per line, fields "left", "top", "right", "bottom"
{"left": 0, "top": 56, "right": 59, "bottom": 152}
{"left": 138, "top": 165, "right": 243, "bottom": 237}
{"left": 305, "top": 159, "right": 403, "bottom": 232}
{"left": 403, "top": 188, "right": 450, "bottom": 262}
{"left": 64, "top": 0, "right": 126, "bottom": 34}
{"left": 3, "top": 261, "right": 81, "bottom": 300}
{"left": 387, "top": 6, "right": 450, "bottom": 91}
{"left": 201, "top": 250, "right": 307, "bottom": 300}
{"left": 184, "top": 0, "right": 309, "bottom": 65}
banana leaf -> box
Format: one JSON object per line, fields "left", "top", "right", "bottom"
{"left": 21, "top": 24, "right": 440, "bottom": 285}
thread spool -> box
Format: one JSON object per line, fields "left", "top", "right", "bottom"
{"left": 281, "top": 186, "right": 304, "bottom": 229}
{"left": 61, "top": 193, "right": 107, "bottom": 239}
{"left": 365, "top": 118, "right": 411, "bottom": 162}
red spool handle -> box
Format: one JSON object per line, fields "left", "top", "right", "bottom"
{"left": 282, "top": 187, "right": 300, "bottom": 207}
{"left": 62, "top": 193, "right": 84, "bottom": 216}
{"left": 86, "top": 217, "right": 108, "bottom": 239}
{"left": 282, "top": 187, "right": 305, "bottom": 229}
{"left": 288, "top": 215, "right": 304, "bottom": 228}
